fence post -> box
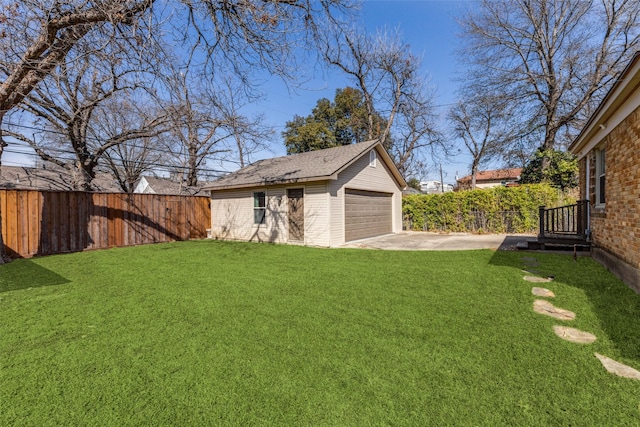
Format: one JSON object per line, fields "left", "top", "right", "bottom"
{"left": 538, "top": 205, "right": 546, "bottom": 239}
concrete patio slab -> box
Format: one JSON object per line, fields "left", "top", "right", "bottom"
{"left": 339, "top": 232, "right": 532, "bottom": 251}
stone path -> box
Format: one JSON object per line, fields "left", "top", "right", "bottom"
{"left": 533, "top": 299, "right": 576, "bottom": 320}
{"left": 524, "top": 275, "right": 554, "bottom": 283}
{"left": 553, "top": 326, "right": 597, "bottom": 344}
{"left": 532, "top": 287, "right": 555, "bottom": 298}
{"left": 595, "top": 354, "right": 640, "bottom": 380}
{"left": 522, "top": 256, "right": 639, "bottom": 381}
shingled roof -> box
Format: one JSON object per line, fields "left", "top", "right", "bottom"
{"left": 204, "top": 140, "right": 405, "bottom": 191}
{"left": 135, "top": 176, "right": 207, "bottom": 196}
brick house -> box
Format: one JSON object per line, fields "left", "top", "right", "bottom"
{"left": 569, "top": 52, "right": 640, "bottom": 291}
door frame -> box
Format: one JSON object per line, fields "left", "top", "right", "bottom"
{"left": 287, "top": 187, "right": 305, "bottom": 242}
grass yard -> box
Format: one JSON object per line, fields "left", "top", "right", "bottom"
{"left": 1, "top": 240, "right": 639, "bottom": 425}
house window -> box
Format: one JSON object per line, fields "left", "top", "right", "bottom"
{"left": 253, "top": 192, "right": 266, "bottom": 224}
{"left": 369, "top": 150, "right": 377, "bottom": 167}
{"left": 596, "top": 148, "right": 606, "bottom": 205}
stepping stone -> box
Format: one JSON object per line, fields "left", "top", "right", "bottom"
{"left": 533, "top": 299, "right": 576, "bottom": 321}
{"left": 532, "top": 287, "right": 555, "bottom": 298}
{"left": 553, "top": 326, "right": 596, "bottom": 344}
{"left": 524, "top": 275, "right": 553, "bottom": 283}
{"left": 594, "top": 353, "right": 640, "bottom": 380}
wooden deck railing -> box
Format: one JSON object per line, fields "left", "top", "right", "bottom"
{"left": 538, "top": 200, "right": 589, "bottom": 243}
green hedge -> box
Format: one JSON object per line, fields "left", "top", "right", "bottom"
{"left": 402, "top": 184, "right": 575, "bottom": 234}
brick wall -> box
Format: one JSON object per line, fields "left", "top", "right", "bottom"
{"left": 582, "top": 106, "right": 640, "bottom": 269}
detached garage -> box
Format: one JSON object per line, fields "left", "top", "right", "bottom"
{"left": 203, "top": 140, "right": 407, "bottom": 247}
{"left": 344, "top": 189, "right": 393, "bottom": 241}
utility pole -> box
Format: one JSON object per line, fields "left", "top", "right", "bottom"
{"left": 440, "top": 163, "right": 445, "bottom": 193}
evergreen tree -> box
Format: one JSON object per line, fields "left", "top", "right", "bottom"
{"left": 283, "top": 87, "right": 386, "bottom": 154}
{"left": 520, "top": 149, "right": 578, "bottom": 190}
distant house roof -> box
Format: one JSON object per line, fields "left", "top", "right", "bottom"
{"left": 134, "top": 176, "right": 207, "bottom": 196}
{"left": 203, "top": 140, "right": 406, "bottom": 191}
{"left": 456, "top": 168, "right": 522, "bottom": 184}
{"left": 0, "top": 165, "right": 122, "bottom": 192}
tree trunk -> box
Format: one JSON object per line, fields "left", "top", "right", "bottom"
{"left": 541, "top": 126, "right": 558, "bottom": 172}
{"left": 186, "top": 146, "right": 198, "bottom": 187}
{"left": 471, "top": 161, "right": 479, "bottom": 190}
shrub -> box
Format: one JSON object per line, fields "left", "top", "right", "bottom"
{"left": 402, "top": 184, "right": 575, "bottom": 233}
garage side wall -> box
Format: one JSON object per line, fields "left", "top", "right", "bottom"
{"left": 329, "top": 149, "right": 403, "bottom": 246}
{"left": 210, "top": 183, "right": 332, "bottom": 246}
{"left": 303, "top": 182, "right": 331, "bottom": 246}
{"left": 209, "top": 186, "right": 288, "bottom": 243}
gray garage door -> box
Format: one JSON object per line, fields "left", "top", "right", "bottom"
{"left": 344, "top": 189, "right": 392, "bottom": 242}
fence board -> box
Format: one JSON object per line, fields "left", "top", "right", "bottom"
{"left": 60, "top": 192, "right": 70, "bottom": 254}
{"left": 27, "top": 191, "right": 40, "bottom": 255}
{"left": 6, "top": 191, "right": 18, "bottom": 257}
{"left": 0, "top": 190, "right": 211, "bottom": 258}
{"left": 0, "top": 191, "right": 6, "bottom": 247}
{"left": 17, "top": 190, "right": 28, "bottom": 255}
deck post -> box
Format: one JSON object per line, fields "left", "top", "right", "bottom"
{"left": 538, "top": 205, "right": 545, "bottom": 240}
{"left": 577, "top": 199, "right": 589, "bottom": 239}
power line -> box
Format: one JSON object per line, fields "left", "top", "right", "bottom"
{"left": 2, "top": 120, "right": 237, "bottom": 174}
{"left": 2, "top": 146, "right": 230, "bottom": 175}
{"left": 1, "top": 120, "right": 242, "bottom": 161}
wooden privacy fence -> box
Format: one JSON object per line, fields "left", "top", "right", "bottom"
{"left": 0, "top": 190, "right": 211, "bottom": 258}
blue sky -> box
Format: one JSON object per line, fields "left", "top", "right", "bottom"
{"left": 250, "top": 0, "right": 473, "bottom": 184}
{"left": 4, "top": 1, "right": 474, "bottom": 185}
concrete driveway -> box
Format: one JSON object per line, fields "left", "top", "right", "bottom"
{"left": 340, "top": 232, "right": 530, "bottom": 251}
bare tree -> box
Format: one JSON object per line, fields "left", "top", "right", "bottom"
{"left": 0, "top": 0, "right": 153, "bottom": 145}
{"left": 0, "top": 0, "right": 356, "bottom": 261}
{"left": 160, "top": 54, "right": 232, "bottom": 187}
{"left": 460, "top": 0, "right": 640, "bottom": 166}
{"left": 7, "top": 34, "right": 165, "bottom": 190}
{"left": 214, "top": 77, "right": 274, "bottom": 168}
{"left": 0, "top": 0, "right": 153, "bottom": 261}
{"left": 95, "top": 98, "right": 167, "bottom": 193}
{"left": 449, "top": 93, "right": 511, "bottom": 189}
{"left": 322, "top": 26, "right": 442, "bottom": 176}
{"left": 388, "top": 80, "right": 441, "bottom": 178}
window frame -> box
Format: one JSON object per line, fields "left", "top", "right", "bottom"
{"left": 253, "top": 191, "right": 266, "bottom": 224}
{"left": 369, "top": 150, "right": 377, "bottom": 168}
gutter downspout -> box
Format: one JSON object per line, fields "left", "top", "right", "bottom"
{"left": 585, "top": 152, "right": 590, "bottom": 238}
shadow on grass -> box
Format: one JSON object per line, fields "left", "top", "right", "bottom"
{"left": 0, "top": 258, "right": 69, "bottom": 293}
{"left": 489, "top": 249, "right": 640, "bottom": 363}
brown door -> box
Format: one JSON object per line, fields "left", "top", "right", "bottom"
{"left": 344, "top": 189, "right": 392, "bottom": 242}
{"left": 287, "top": 188, "right": 304, "bottom": 241}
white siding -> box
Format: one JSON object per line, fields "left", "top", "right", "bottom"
{"left": 210, "top": 186, "right": 288, "bottom": 243}
{"left": 210, "top": 147, "right": 402, "bottom": 247}
{"left": 303, "top": 182, "right": 330, "bottom": 246}
{"left": 210, "top": 183, "right": 331, "bottom": 246}
{"left": 329, "top": 147, "right": 403, "bottom": 246}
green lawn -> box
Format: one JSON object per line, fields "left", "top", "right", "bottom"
{"left": 1, "top": 240, "right": 639, "bottom": 425}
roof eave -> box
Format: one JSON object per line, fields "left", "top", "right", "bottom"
{"left": 204, "top": 175, "right": 337, "bottom": 192}
{"left": 570, "top": 51, "right": 640, "bottom": 155}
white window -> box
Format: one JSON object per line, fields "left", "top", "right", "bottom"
{"left": 369, "top": 150, "right": 377, "bottom": 167}
{"left": 595, "top": 148, "right": 605, "bottom": 206}
{"left": 253, "top": 192, "right": 266, "bottom": 224}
